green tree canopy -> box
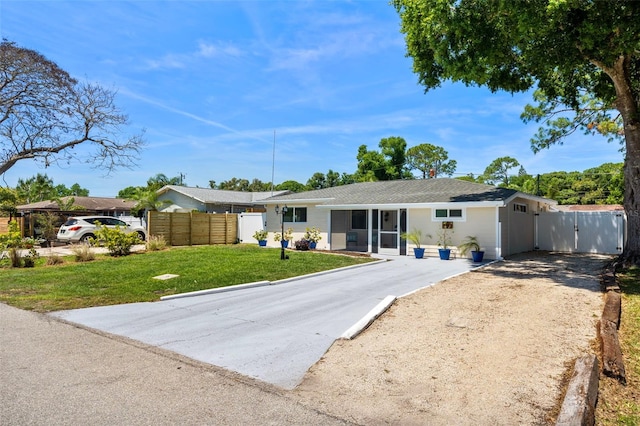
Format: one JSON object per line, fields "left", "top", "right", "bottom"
{"left": 275, "top": 180, "right": 307, "bottom": 193}
{"left": 482, "top": 157, "right": 521, "bottom": 187}
{"left": 406, "top": 143, "right": 457, "bottom": 178}
{"left": 355, "top": 136, "right": 412, "bottom": 181}
{"left": 393, "top": 0, "right": 639, "bottom": 262}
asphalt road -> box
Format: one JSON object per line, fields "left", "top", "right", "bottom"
{"left": 0, "top": 303, "right": 351, "bottom": 425}
{"left": 51, "top": 256, "right": 481, "bottom": 389}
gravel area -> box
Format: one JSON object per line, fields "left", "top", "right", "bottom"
{"left": 293, "top": 252, "right": 607, "bottom": 425}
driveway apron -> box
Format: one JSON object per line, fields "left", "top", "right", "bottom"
{"left": 52, "top": 256, "right": 482, "bottom": 389}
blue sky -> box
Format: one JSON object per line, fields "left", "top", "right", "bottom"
{"left": 1, "top": 1, "right": 624, "bottom": 197}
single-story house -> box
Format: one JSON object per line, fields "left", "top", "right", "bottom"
{"left": 16, "top": 196, "right": 137, "bottom": 216}
{"left": 261, "top": 178, "right": 557, "bottom": 259}
{"left": 156, "top": 185, "right": 289, "bottom": 213}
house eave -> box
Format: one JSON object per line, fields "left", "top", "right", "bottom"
{"left": 317, "top": 201, "right": 506, "bottom": 209}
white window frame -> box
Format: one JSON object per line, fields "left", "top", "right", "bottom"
{"left": 432, "top": 208, "right": 466, "bottom": 222}
{"left": 513, "top": 203, "right": 528, "bottom": 214}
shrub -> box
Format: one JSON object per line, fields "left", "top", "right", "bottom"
{"left": 0, "top": 220, "right": 22, "bottom": 249}
{"left": 304, "top": 227, "right": 322, "bottom": 243}
{"left": 294, "top": 239, "right": 310, "bottom": 251}
{"left": 22, "top": 248, "right": 39, "bottom": 267}
{"left": 46, "top": 254, "right": 64, "bottom": 266}
{"left": 146, "top": 235, "right": 167, "bottom": 251}
{"left": 8, "top": 248, "right": 21, "bottom": 267}
{"left": 91, "top": 224, "right": 140, "bottom": 256}
{"left": 71, "top": 244, "right": 95, "bottom": 262}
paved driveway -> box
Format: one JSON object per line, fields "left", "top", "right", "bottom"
{"left": 52, "top": 256, "right": 484, "bottom": 389}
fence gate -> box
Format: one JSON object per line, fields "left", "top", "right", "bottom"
{"left": 536, "top": 211, "right": 625, "bottom": 254}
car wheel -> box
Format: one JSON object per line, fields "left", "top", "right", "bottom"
{"left": 136, "top": 231, "right": 146, "bottom": 241}
{"left": 79, "top": 234, "right": 95, "bottom": 244}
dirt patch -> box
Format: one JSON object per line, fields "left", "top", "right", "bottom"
{"left": 294, "top": 252, "right": 608, "bottom": 425}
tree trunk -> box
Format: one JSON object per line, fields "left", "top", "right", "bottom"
{"left": 606, "top": 56, "right": 640, "bottom": 265}
{"left": 622, "top": 129, "right": 640, "bottom": 265}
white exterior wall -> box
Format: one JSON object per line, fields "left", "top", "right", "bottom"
{"left": 406, "top": 207, "right": 498, "bottom": 259}
{"left": 263, "top": 204, "right": 329, "bottom": 250}
{"left": 158, "top": 191, "right": 204, "bottom": 212}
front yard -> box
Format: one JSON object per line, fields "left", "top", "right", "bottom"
{"left": 0, "top": 245, "right": 373, "bottom": 312}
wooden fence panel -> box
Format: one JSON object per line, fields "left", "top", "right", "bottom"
{"left": 191, "top": 213, "right": 211, "bottom": 245}
{"left": 209, "top": 214, "right": 237, "bottom": 244}
{"left": 148, "top": 211, "right": 238, "bottom": 246}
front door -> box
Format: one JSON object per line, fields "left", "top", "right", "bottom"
{"left": 378, "top": 210, "right": 399, "bottom": 255}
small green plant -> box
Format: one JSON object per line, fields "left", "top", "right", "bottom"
{"left": 401, "top": 228, "right": 431, "bottom": 249}
{"left": 458, "top": 236, "right": 481, "bottom": 256}
{"left": 92, "top": 224, "right": 140, "bottom": 256}
{"left": 437, "top": 228, "right": 454, "bottom": 249}
{"left": 71, "top": 244, "right": 95, "bottom": 262}
{"left": 274, "top": 227, "right": 293, "bottom": 242}
{"left": 146, "top": 235, "right": 167, "bottom": 251}
{"left": 20, "top": 237, "right": 37, "bottom": 248}
{"left": 0, "top": 220, "right": 22, "bottom": 249}
{"left": 22, "top": 248, "right": 39, "bottom": 267}
{"left": 304, "top": 227, "right": 322, "bottom": 243}
{"left": 253, "top": 229, "right": 268, "bottom": 242}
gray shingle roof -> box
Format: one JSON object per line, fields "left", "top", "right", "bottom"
{"left": 264, "top": 178, "right": 521, "bottom": 205}
{"left": 17, "top": 196, "right": 136, "bottom": 211}
{"left": 158, "top": 186, "right": 288, "bottom": 204}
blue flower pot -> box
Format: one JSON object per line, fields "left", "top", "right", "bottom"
{"left": 309, "top": 241, "right": 317, "bottom": 249}
{"left": 438, "top": 248, "right": 451, "bottom": 260}
{"left": 258, "top": 240, "right": 267, "bottom": 247}
{"left": 413, "top": 247, "right": 425, "bottom": 259}
{"left": 281, "top": 240, "right": 289, "bottom": 248}
{"left": 471, "top": 250, "right": 484, "bottom": 262}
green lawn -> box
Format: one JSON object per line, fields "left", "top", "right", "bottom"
{"left": 596, "top": 266, "right": 640, "bottom": 425}
{"left": 0, "top": 245, "right": 374, "bottom": 312}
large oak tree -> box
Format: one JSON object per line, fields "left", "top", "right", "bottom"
{"left": 0, "top": 40, "right": 144, "bottom": 176}
{"left": 393, "top": 0, "right": 640, "bottom": 263}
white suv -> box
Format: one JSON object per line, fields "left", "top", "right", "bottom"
{"left": 57, "top": 216, "right": 146, "bottom": 243}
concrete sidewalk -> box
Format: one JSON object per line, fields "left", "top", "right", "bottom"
{"left": 52, "top": 256, "right": 485, "bottom": 389}
{"left": 0, "top": 303, "right": 350, "bottom": 425}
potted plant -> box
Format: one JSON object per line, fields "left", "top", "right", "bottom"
{"left": 303, "top": 227, "right": 322, "bottom": 249}
{"left": 253, "top": 229, "right": 268, "bottom": 246}
{"left": 274, "top": 227, "right": 293, "bottom": 248}
{"left": 401, "top": 228, "right": 431, "bottom": 259}
{"left": 437, "top": 228, "right": 454, "bottom": 260}
{"left": 458, "top": 235, "right": 485, "bottom": 262}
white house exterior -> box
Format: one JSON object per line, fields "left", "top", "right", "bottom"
{"left": 261, "top": 179, "right": 557, "bottom": 259}
{"left": 156, "top": 186, "right": 288, "bottom": 214}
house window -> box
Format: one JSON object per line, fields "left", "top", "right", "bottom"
{"left": 514, "top": 203, "right": 528, "bottom": 213}
{"left": 284, "top": 207, "right": 307, "bottom": 223}
{"left": 433, "top": 208, "right": 465, "bottom": 221}
{"left": 351, "top": 210, "right": 367, "bottom": 229}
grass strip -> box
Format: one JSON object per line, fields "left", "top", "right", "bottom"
{"left": 596, "top": 266, "right": 640, "bottom": 425}
{"left": 0, "top": 245, "right": 373, "bottom": 312}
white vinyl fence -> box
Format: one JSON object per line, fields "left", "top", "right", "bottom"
{"left": 536, "top": 211, "right": 625, "bottom": 255}
{"left": 238, "top": 212, "right": 266, "bottom": 244}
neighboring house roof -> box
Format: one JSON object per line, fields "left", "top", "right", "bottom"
{"left": 157, "top": 185, "right": 289, "bottom": 204}
{"left": 263, "top": 178, "right": 555, "bottom": 207}
{"left": 554, "top": 204, "right": 624, "bottom": 212}
{"left": 17, "top": 196, "right": 136, "bottom": 211}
